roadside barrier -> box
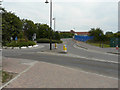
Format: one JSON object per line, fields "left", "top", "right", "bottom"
{"left": 74, "top": 35, "right": 94, "bottom": 42}
{"left": 116, "top": 45, "right": 119, "bottom": 50}
{"left": 63, "top": 45, "right": 67, "bottom": 53}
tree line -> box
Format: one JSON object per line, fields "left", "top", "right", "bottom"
{"left": 2, "top": 8, "right": 61, "bottom": 45}
{"left": 88, "top": 28, "right": 120, "bottom": 44}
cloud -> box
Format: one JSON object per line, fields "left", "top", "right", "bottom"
{"left": 3, "top": 1, "right": 118, "bottom": 33}
{"left": 3, "top": 0, "right": 119, "bottom": 2}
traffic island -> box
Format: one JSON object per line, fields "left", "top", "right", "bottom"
{"left": 2, "top": 45, "right": 39, "bottom": 49}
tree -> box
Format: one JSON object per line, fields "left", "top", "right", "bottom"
{"left": 54, "top": 31, "right": 60, "bottom": 40}
{"left": 113, "top": 32, "right": 120, "bottom": 38}
{"left": 60, "top": 33, "right": 74, "bottom": 38}
{"left": 35, "top": 23, "right": 51, "bottom": 39}
{"left": 22, "top": 19, "right": 37, "bottom": 40}
{"left": 105, "top": 31, "right": 113, "bottom": 36}
{"left": 2, "top": 8, "right": 61, "bottom": 43}
{"left": 2, "top": 8, "right": 22, "bottom": 42}
{"left": 89, "top": 28, "right": 104, "bottom": 42}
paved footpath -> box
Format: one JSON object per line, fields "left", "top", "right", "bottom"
{"left": 2, "top": 58, "right": 118, "bottom": 88}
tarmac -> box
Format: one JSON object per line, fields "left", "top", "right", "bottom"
{"left": 1, "top": 40, "right": 119, "bottom": 88}
{"left": 74, "top": 40, "right": 119, "bottom": 55}
{"left": 1, "top": 57, "right": 118, "bottom": 88}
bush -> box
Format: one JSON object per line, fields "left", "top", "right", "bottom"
{"left": 6, "top": 40, "right": 36, "bottom": 47}
{"left": 37, "top": 38, "right": 62, "bottom": 44}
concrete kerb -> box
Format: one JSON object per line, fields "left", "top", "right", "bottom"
{"left": 2, "top": 45, "right": 39, "bottom": 49}
{"left": 1, "top": 59, "right": 118, "bottom": 88}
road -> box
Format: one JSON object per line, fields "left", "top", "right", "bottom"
{"left": 2, "top": 39, "right": 118, "bottom": 79}
{"left": 58, "top": 39, "right": 118, "bottom": 63}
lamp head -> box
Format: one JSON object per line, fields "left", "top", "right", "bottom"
{"left": 45, "top": 0, "right": 49, "bottom": 3}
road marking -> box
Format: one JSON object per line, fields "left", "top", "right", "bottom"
{"left": 39, "top": 61, "right": 118, "bottom": 80}
{"left": 38, "top": 51, "right": 119, "bottom": 64}
{"left": 0, "top": 61, "right": 38, "bottom": 89}
{"left": 73, "top": 43, "right": 118, "bottom": 56}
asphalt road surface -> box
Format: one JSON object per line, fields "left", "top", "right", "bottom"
{"left": 58, "top": 39, "right": 118, "bottom": 63}
{"left": 2, "top": 39, "right": 118, "bottom": 79}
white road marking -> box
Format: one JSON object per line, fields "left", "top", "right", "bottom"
{"left": 38, "top": 51, "right": 119, "bottom": 64}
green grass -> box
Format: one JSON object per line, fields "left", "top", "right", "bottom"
{"left": 86, "top": 42, "right": 110, "bottom": 48}
{"left": 2, "top": 71, "right": 13, "bottom": 83}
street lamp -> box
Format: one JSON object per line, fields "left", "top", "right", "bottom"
{"left": 45, "top": 0, "right": 49, "bottom": 3}
{"left": 53, "top": 17, "right": 55, "bottom": 31}
{"left": 45, "top": 0, "right": 52, "bottom": 50}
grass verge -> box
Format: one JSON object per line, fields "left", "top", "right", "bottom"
{"left": 2, "top": 71, "right": 16, "bottom": 84}
{"left": 86, "top": 42, "right": 110, "bottom": 48}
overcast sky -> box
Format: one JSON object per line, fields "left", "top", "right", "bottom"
{"left": 2, "top": 0, "right": 118, "bottom": 33}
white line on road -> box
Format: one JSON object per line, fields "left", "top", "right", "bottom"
{"left": 38, "top": 51, "right": 119, "bottom": 64}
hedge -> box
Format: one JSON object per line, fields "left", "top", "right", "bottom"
{"left": 6, "top": 40, "right": 36, "bottom": 47}
{"left": 37, "top": 38, "right": 63, "bottom": 43}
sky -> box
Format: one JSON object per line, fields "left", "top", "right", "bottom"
{"left": 2, "top": 0, "right": 119, "bottom": 33}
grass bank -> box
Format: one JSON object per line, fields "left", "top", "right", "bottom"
{"left": 86, "top": 41, "right": 110, "bottom": 48}
{"left": 2, "top": 71, "right": 16, "bottom": 83}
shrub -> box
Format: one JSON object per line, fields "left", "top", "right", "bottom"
{"left": 6, "top": 40, "right": 36, "bottom": 47}
{"left": 37, "top": 38, "right": 62, "bottom": 44}
{"left": 37, "top": 38, "right": 50, "bottom": 43}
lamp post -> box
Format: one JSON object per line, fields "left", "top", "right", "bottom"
{"left": 53, "top": 17, "right": 55, "bottom": 31}
{"left": 45, "top": 0, "right": 52, "bottom": 50}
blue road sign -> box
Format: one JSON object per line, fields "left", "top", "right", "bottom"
{"left": 15, "top": 37, "right": 18, "bottom": 41}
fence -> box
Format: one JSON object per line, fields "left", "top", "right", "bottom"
{"left": 74, "top": 35, "right": 94, "bottom": 42}
{"left": 110, "top": 37, "right": 120, "bottom": 47}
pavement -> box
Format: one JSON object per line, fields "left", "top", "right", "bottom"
{"left": 1, "top": 57, "right": 118, "bottom": 88}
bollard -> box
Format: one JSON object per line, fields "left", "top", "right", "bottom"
{"left": 63, "top": 45, "right": 67, "bottom": 53}
{"left": 55, "top": 43, "right": 57, "bottom": 49}
{"left": 116, "top": 45, "right": 119, "bottom": 50}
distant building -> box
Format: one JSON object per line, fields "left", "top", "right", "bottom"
{"left": 60, "top": 30, "right": 89, "bottom": 36}
{"left": 70, "top": 30, "right": 89, "bottom": 36}
{"left": 75, "top": 32, "right": 89, "bottom": 36}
